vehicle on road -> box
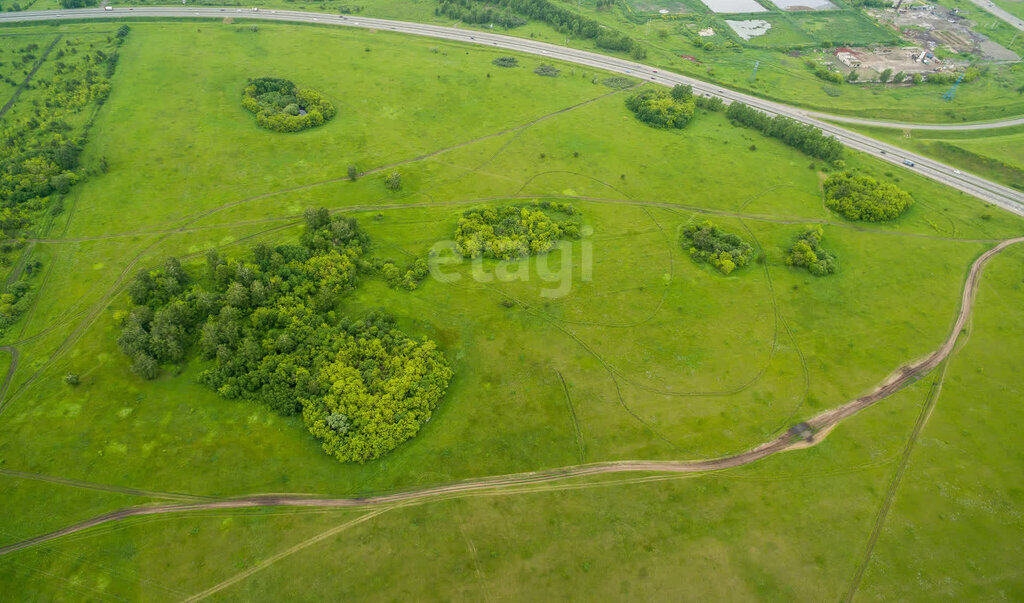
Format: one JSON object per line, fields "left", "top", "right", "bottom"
{"left": 904, "top": 160, "right": 915, "bottom": 167}
{"left": 954, "top": 169, "right": 962, "bottom": 174}
{"left": 103, "top": 5, "right": 112, "bottom": 10}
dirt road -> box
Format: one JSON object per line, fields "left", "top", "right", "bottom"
{"left": 1, "top": 237, "right": 1021, "bottom": 558}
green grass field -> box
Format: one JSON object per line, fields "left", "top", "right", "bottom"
{"left": 0, "top": 19, "right": 1023, "bottom": 599}
{"left": 837, "top": 122, "right": 1024, "bottom": 191}
{"left": 13, "top": 0, "right": 1022, "bottom": 122}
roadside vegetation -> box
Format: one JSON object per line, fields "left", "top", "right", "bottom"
{"left": 824, "top": 171, "right": 914, "bottom": 222}
{"left": 625, "top": 84, "right": 695, "bottom": 129}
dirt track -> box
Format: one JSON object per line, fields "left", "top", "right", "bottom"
{"left": 1, "top": 237, "right": 1021, "bottom": 558}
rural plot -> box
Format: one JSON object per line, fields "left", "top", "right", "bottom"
{"left": 698, "top": 0, "right": 768, "bottom": 13}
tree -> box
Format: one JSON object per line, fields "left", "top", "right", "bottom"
{"left": 385, "top": 172, "right": 402, "bottom": 191}
{"left": 670, "top": 84, "right": 693, "bottom": 102}
{"left": 625, "top": 89, "right": 696, "bottom": 129}
{"left": 64, "top": 373, "right": 80, "bottom": 386}
{"left": 879, "top": 68, "right": 892, "bottom": 83}
{"left": 824, "top": 171, "right": 913, "bottom": 222}
{"left": 347, "top": 164, "right": 358, "bottom": 181}
{"left": 131, "top": 352, "right": 158, "bottom": 380}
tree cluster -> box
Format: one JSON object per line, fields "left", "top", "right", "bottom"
{"left": 366, "top": 258, "right": 430, "bottom": 290}
{"left": 625, "top": 87, "right": 695, "bottom": 129}
{"left": 455, "top": 201, "right": 581, "bottom": 260}
{"left": 534, "top": 64, "right": 560, "bottom": 77}
{"left": 436, "top": 0, "right": 526, "bottom": 28}
{"left": 492, "top": 56, "right": 519, "bottom": 68}
{"left": 0, "top": 36, "right": 121, "bottom": 239}
{"left": 241, "top": 77, "right": 337, "bottom": 133}
{"left": 116, "top": 208, "right": 453, "bottom": 463}
{"left": 725, "top": 102, "right": 843, "bottom": 162}
{"left": 435, "top": 0, "right": 642, "bottom": 55}
{"left": 0, "top": 259, "right": 42, "bottom": 333}
{"left": 823, "top": 171, "right": 913, "bottom": 222}
{"left": 681, "top": 221, "right": 753, "bottom": 275}
{"left": 786, "top": 226, "right": 837, "bottom": 276}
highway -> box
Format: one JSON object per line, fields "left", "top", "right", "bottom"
{"left": 968, "top": 0, "right": 1024, "bottom": 32}
{"left": 2, "top": 6, "right": 1023, "bottom": 217}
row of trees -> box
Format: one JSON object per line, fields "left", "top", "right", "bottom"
{"left": 241, "top": 77, "right": 337, "bottom": 133}
{"left": 681, "top": 221, "right": 753, "bottom": 275}
{"left": 786, "top": 226, "right": 837, "bottom": 276}
{"left": 439, "top": 0, "right": 644, "bottom": 57}
{"left": 725, "top": 102, "right": 844, "bottom": 162}
{"left": 436, "top": 0, "right": 526, "bottom": 28}
{"left": 824, "top": 171, "right": 913, "bottom": 222}
{"left": 625, "top": 85, "right": 696, "bottom": 129}
{"left": 117, "top": 209, "right": 453, "bottom": 463}
{"left": 455, "top": 201, "right": 581, "bottom": 260}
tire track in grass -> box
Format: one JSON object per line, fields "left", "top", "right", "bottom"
{"left": 843, "top": 360, "right": 950, "bottom": 602}
{"left": 554, "top": 369, "right": 585, "bottom": 464}
{"left": 180, "top": 507, "right": 391, "bottom": 603}
{"left": 0, "top": 33, "right": 62, "bottom": 119}
{"left": 1, "top": 238, "right": 1017, "bottom": 558}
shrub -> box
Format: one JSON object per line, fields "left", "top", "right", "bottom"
{"left": 681, "top": 221, "right": 753, "bottom": 275}
{"left": 625, "top": 88, "right": 695, "bottom": 129}
{"left": 823, "top": 171, "right": 913, "bottom": 222}
{"left": 492, "top": 56, "right": 519, "bottom": 67}
{"left": 786, "top": 226, "right": 837, "bottom": 276}
{"left": 385, "top": 172, "right": 402, "bottom": 191}
{"left": 602, "top": 76, "right": 633, "bottom": 89}
{"left": 534, "top": 64, "right": 560, "bottom": 77}
{"left": 241, "top": 77, "right": 336, "bottom": 133}
{"left": 64, "top": 373, "right": 80, "bottom": 386}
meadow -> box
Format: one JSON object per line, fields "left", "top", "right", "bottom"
{"left": 36, "top": 0, "right": 1024, "bottom": 123}
{"left": 0, "top": 19, "right": 1022, "bottom": 599}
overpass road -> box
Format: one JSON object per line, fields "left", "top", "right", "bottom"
{"left": 2, "top": 6, "right": 1023, "bottom": 217}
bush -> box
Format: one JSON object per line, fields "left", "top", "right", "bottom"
{"left": 601, "top": 76, "right": 633, "bottom": 89}
{"left": 823, "top": 171, "right": 913, "bottom": 222}
{"left": 241, "top": 77, "right": 336, "bottom": 133}
{"left": 786, "top": 226, "right": 837, "bottom": 276}
{"left": 455, "top": 201, "right": 581, "bottom": 260}
{"left": 625, "top": 88, "right": 695, "bottom": 129}
{"left": 385, "top": 172, "right": 402, "bottom": 191}
{"left": 681, "top": 221, "right": 753, "bottom": 275}
{"left": 492, "top": 56, "right": 519, "bottom": 67}
{"left": 64, "top": 373, "right": 80, "bottom": 386}
{"left": 534, "top": 64, "right": 560, "bottom": 77}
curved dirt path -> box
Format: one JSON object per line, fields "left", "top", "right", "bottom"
{"left": 1, "top": 237, "right": 1020, "bottom": 557}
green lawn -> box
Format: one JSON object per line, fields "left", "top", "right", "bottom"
{"left": 0, "top": 19, "right": 1023, "bottom": 599}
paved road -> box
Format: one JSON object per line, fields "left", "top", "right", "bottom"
{"left": 968, "top": 0, "right": 1024, "bottom": 32}
{"left": 2, "top": 7, "right": 1024, "bottom": 216}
